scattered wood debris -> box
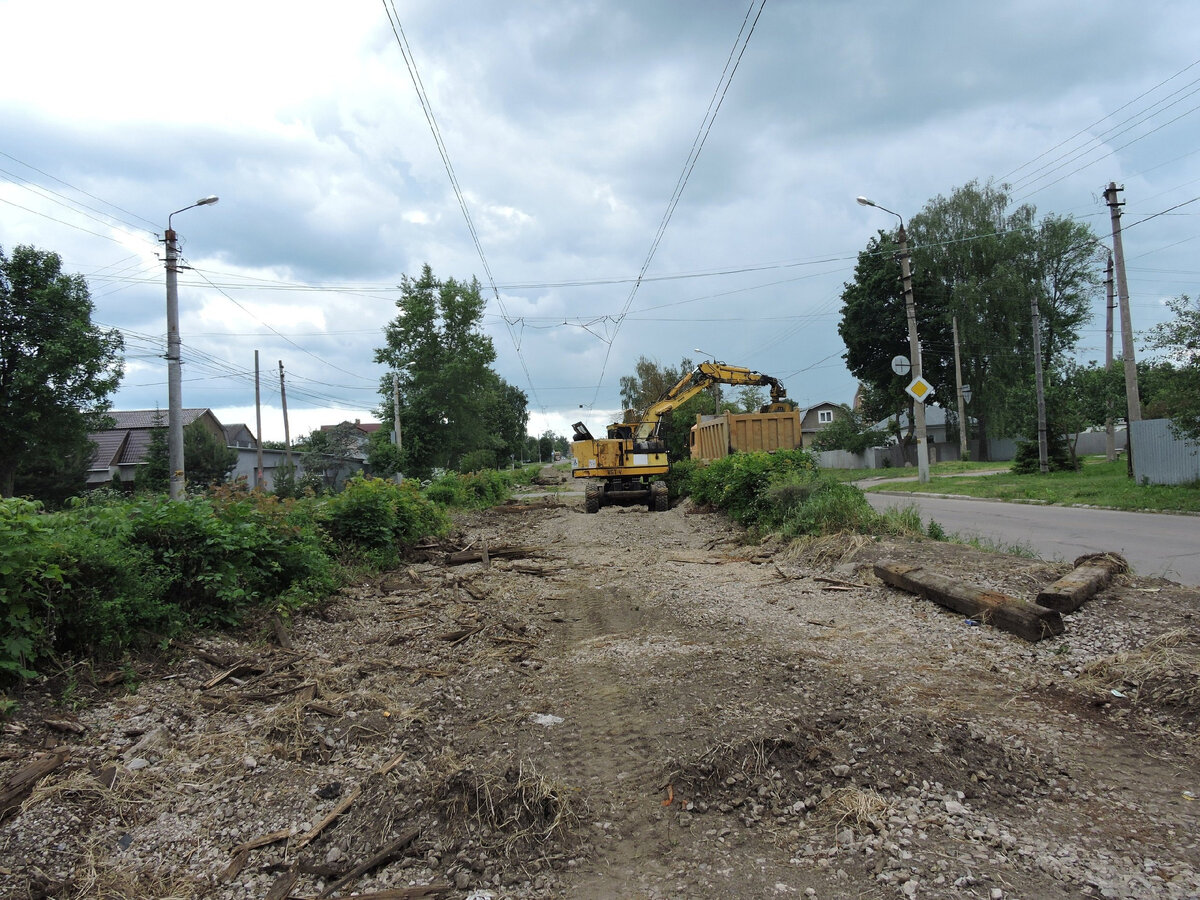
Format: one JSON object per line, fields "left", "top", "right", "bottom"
{"left": 874, "top": 561, "right": 1064, "bottom": 642}
{"left": 447, "top": 545, "right": 543, "bottom": 566}
{"left": 0, "top": 750, "right": 69, "bottom": 823}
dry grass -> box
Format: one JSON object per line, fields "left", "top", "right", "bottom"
{"left": 817, "top": 786, "right": 895, "bottom": 834}
{"left": 433, "top": 753, "right": 585, "bottom": 856}
{"left": 780, "top": 534, "right": 873, "bottom": 568}
{"left": 1076, "top": 628, "right": 1200, "bottom": 711}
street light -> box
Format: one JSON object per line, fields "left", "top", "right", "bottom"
{"left": 856, "top": 195, "right": 929, "bottom": 483}
{"left": 165, "top": 195, "right": 219, "bottom": 500}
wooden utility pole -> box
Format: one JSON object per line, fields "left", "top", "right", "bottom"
{"left": 1030, "top": 293, "right": 1049, "bottom": 474}
{"left": 279, "top": 360, "right": 293, "bottom": 471}
{"left": 1104, "top": 255, "right": 1116, "bottom": 463}
{"left": 953, "top": 316, "right": 969, "bottom": 460}
{"left": 1105, "top": 182, "right": 1141, "bottom": 476}
{"left": 254, "top": 350, "right": 264, "bottom": 489}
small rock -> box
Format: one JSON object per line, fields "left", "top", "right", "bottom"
{"left": 832, "top": 764, "right": 851, "bottom": 777}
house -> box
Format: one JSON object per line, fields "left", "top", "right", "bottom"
{"left": 87, "top": 409, "right": 367, "bottom": 492}
{"left": 795, "top": 401, "right": 847, "bottom": 449}
{"left": 223, "top": 423, "right": 259, "bottom": 449}
{"left": 87, "top": 409, "right": 226, "bottom": 488}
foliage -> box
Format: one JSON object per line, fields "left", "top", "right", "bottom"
{"left": 366, "top": 428, "right": 404, "bottom": 479}
{"left": 375, "top": 265, "right": 527, "bottom": 477}
{"left": 840, "top": 182, "right": 1101, "bottom": 458}
{"left": 1010, "top": 434, "right": 1079, "bottom": 474}
{"left": 135, "top": 417, "right": 170, "bottom": 492}
{"left": 322, "top": 476, "right": 448, "bottom": 562}
{"left": 810, "top": 407, "right": 891, "bottom": 454}
{"left": 1145, "top": 293, "right": 1200, "bottom": 441}
{"left": 183, "top": 421, "right": 238, "bottom": 488}
{"left": 424, "top": 469, "right": 514, "bottom": 509}
{"left": 686, "top": 449, "right": 818, "bottom": 526}
{"left": 0, "top": 245, "right": 124, "bottom": 499}
{"left": 0, "top": 458, "right": 527, "bottom": 686}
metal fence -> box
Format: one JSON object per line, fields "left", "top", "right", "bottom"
{"left": 1131, "top": 419, "right": 1200, "bottom": 485}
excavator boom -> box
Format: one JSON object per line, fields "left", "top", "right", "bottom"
{"left": 571, "top": 361, "right": 790, "bottom": 512}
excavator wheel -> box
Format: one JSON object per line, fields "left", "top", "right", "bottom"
{"left": 650, "top": 480, "right": 669, "bottom": 512}
{"left": 584, "top": 483, "right": 602, "bottom": 514}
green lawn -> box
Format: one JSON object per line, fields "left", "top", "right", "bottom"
{"left": 857, "top": 457, "right": 1200, "bottom": 513}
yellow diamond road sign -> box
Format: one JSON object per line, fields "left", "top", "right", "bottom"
{"left": 906, "top": 376, "right": 934, "bottom": 402}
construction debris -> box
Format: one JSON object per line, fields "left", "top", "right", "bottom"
{"left": 874, "top": 561, "right": 1064, "bottom": 642}
{"left": 1036, "top": 552, "right": 1129, "bottom": 613}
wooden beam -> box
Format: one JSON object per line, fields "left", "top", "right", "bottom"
{"left": 874, "top": 561, "right": 1064, "bottom": 642}
{"left": 1036, "top": 553, "right": 1128, "bottom": 613}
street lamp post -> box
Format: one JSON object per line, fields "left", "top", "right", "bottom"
{"left": 165, "top": 195, "right": 219, "bottom": 500}
{"left": 857, "top": 196, "right": 929, "bottom": 483}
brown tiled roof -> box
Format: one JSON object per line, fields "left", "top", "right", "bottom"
{"left": 89, "top": 431, "right": 129, "bottom": 469}
{"left": 107, "top": 409, "right": 207, "bottom": 429}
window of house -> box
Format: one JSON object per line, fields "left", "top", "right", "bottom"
{"left": 818, "top": 409, "right": 833, "bottom": 424}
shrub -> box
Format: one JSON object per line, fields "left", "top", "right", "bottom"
{"left": 0, "top": 499, "right": 62, "bottom": 680}
{"left": 324, "top": 476, "right": 449, "bottom": 557}
{"left": 689, "top": 449, "right": 818, "bottom": 525}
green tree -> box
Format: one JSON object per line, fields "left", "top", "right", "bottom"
{"left": 184, "top": 421, "right": 237, "bottom": 487}
{"left": 135, "top": 415, "right": 170, "bottom": 492}
{"left": 810, "top": 407, "right": 891, "bottom": 454}
{"left": 1146, "top": 293, "right": 1200, "bottom": 440}
{"left": 299, "top": 424, "right": 361, "bottom": 491}
{"left": 841, "top": 182, "right": 1101, "bottom": 458}
{"left": 0, "top": 245, "right": 124, "bottom": 497}
{"left": 375, "top": 265, "right": 517, "bottom": 477}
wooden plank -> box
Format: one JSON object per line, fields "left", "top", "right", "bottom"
{"left": 264, "top": 867, "right": 299, "bottom": 900}
{"left": 0, "top": 750, "right": 69, "bottom": 822}
{"left": 446, "top": 546, "right": 541, "bottom": 565}
{"left": 1036, "top": 553, "right": 1128, "bottom": 613}
{"left": 874, "top": 561, "right": 1064, "bottom": 642}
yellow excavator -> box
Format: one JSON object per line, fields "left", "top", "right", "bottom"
{"left": 571, "top": 361, "right": 791, "bottom": 513}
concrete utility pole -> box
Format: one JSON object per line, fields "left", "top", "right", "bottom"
{"left": 254, "top": 350, "right": 264, "bottom": 489}
{"left": 279, "top": 361, "right": 293, "bottom": 471}
{"left": 163, "top": 194, "right": 218, "bottom": 501}
{"left": 1030, "top": 291, "right": 1049, "bottom": 474}
{"left": 1105, "top": 182, "right": 1141, "bottom": 476}
{"left": 953, "top": 316, "right": 968, "bottom": 461}
{"left": 857, "top": 197, "right": 930, "bottom": 483}
{"left": 393, "top": 373, "right": 403, "bottom": 468}
{"left": 1104, "top": 255, "right": 1116, "bottom": 463}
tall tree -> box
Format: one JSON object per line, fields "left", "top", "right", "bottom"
{"left": 1145, "top": 294, "right": 1200, "bottom": 440}
{"left": 840, "top": 182, "right": 1101, "bottom": 458}
{"left": 0, "top": 245, "right": 123, "bottom": 497}
{"left": 375, "top": 265, "right": 512, "bottom": 477}
{"left": 183, "top": 421, "right": 237, "bottom": 487}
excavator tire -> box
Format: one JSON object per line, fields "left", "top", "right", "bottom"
{"left": 651, "top": 480, "right": 669, "bottom": 512}
{"left": 584, "top": 483, "right": 602, "bottom": 514}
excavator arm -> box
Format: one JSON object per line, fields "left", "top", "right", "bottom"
{"left": 627, "top": 362, "right": 789, "bottom": 440}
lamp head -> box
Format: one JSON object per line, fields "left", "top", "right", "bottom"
{"left": 856, "top": 196, "right": 874, "bottom": 207}
{"left": 196, "top": 195, "right": 219, "bottom": 207}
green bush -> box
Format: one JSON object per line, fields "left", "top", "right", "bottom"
{"left": 324, "top": 476, "right": 449, "bottom": 557}
{"left": 424, "top": 469, "right": 514, "bottom": 509}
{"left": 689, "top": 449, "right": 818, "bottom": 525}
{"left": 0, "top": 499, "right": 62, "bottom": 680}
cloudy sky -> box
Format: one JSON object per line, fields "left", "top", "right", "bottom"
{"left": 3, "top": 1, "right": 1199, "bottom": 443}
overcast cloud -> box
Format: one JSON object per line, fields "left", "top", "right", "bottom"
{"left": 2, "top": 1, "right": 1198, "bottom": 443}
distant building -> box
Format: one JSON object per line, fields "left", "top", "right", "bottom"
{"left": 795, "top": 401, "right": 848, "bottom": 448}
{"left": 87, "top": 408, "right": 225, "bottom": 488}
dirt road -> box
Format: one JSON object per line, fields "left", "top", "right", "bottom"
{"left": 2, "top": 489, "right": 1198, "bottom": 899}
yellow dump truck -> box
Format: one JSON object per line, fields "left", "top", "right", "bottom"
{"left": 571, "top": 362, "right": 791, "bottom": 513}
{"left": 689, "top": 408, "right": 803, "bottom": 463}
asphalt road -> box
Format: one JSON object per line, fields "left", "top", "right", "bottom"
{"left": 864, "top": 491, "right": 1200, "bottom": 587}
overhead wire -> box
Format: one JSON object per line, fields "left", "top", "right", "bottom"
{"left": 380, "top": 0, "right": 543, "bottom": 411}
{"left": 591, "top": 0, "right": 768, "bottom": 406}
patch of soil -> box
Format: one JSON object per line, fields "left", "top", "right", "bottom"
{"left": 2, "top": 489, "right": 1199, "bottom": 899}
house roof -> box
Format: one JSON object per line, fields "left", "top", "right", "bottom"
{"left": 87, "top": 408, "right": 227, "bottom": 475}
{"left": 321, "top": 420, "right": 382, "bottom": 434}
{"left": 107, "top": 409, "right": 210, "bottom": 430}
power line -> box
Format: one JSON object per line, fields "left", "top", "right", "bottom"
{"left": 591, "top": 0, "right": 768, "bottom": 406}
{"left": 380, "top": 0, "right": 543, "bottom": 411}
